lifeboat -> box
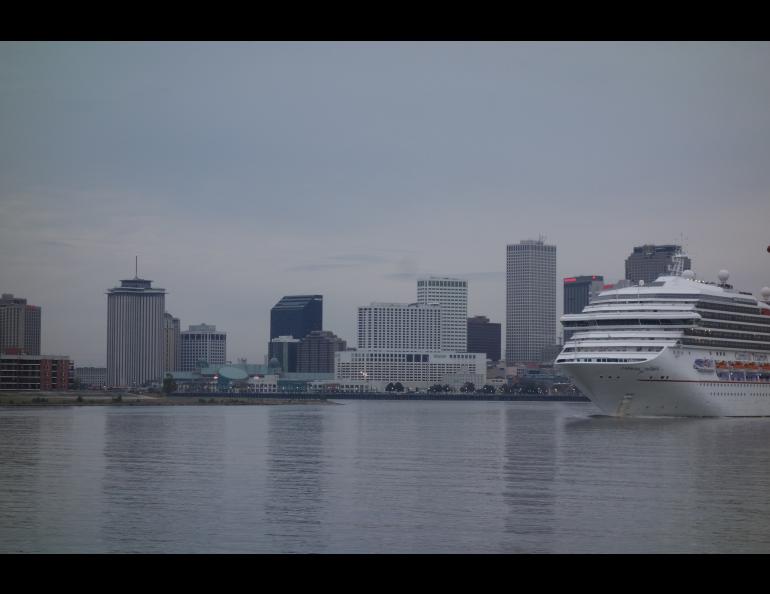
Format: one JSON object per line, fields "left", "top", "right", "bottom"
{"left": 745, "top": 362, "right": 758, "bottom": 371}
{"left": 693, "top": 359, "right": 715, "bottom": 371}
{"left": 761, "top": 363, "right": 770, "bottom": 371}
{"left": 733, "top": 361, "right": 745, "bottom": 369}
{"left": 715, "top": 361, "right": 728, "bottom": 369}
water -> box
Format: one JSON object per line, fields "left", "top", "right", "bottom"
{"left": 2, "top": 400, "right": 770, "bottom": 553}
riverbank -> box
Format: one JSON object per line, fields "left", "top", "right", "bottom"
{"left": 0, "top": 391, "right": 335, "bottom": 407}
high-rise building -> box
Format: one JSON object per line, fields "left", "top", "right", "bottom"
{"left": 506, "top": 239, "right": 557, "bottom": 364}
{"left": 268, "top": 336, "right": 300, "bottom": 373}
{"left": 24, "top": 305, "right": 41, "bottom": 355}
{"left": 0, "top": 294, "right": 41, "bottom": 355}
{"left": 357, "top": 302, "right": 441, "bottom": 352}
{"left": 180, "top": 323, "right": 226, "bottom": 371}
{"left": 625, "top": 244, "right": 691, "bottom": 285}
{"left": 163, "top": 312, "right": 181, "bottom": 372}
{"left": 467, "top": 315, "right": 501, "bottom": 362}
{"left": 297, "top": 330, "right": 347, "bottom": 373}
{"left": 563, "top": 275, "right": 605, "bottom": 341}
{"left": 417, "top": 277, "right": 468, "bottom": 352}
{"left": 270, "top": 295, "right": 323, "bottom": 340}
{"left": 106, "top": 277, "right": 166, "bottom": 387}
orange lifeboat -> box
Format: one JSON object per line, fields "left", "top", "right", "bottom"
{"left": 716, "top": 361, "right": 728, "bottom": 369}
{"left": 745, "top": 362, "right": 758, "bottom": 371}
{"left": 734, "top": 361, "right": 746, "bottom": 369}
{"left": 761, "top": 363, "right": 770, "bottom": 372}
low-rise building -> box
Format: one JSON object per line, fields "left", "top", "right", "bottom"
{"left": 335, "top": 349, "right": 485, "bottom": 390}
{"left": 1, "top": 354, "right": 73, "bottom": 391}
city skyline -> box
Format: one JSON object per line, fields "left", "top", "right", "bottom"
{"left": 2, "top": 41, "right": 770, "bottom": 366}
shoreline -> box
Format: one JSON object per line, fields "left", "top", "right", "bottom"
{"left": 0, "top": 390, "right": 589, "bottom": 407}
{"left": 0, "top": 391, "right": 335, "bottom": 407}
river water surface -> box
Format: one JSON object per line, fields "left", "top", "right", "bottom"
{"left": 2, "top": 400, "right": 770, "bottom": 553}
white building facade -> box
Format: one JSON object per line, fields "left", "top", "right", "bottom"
{"left": 335, "top": 350, "right": 485, "bottom": 390}
{"left": 180, "top": 323, "right": 227, "bottom": 371}
{"left": 506, "top": 239, "right": 557, "bottom": 364}
{"left": 417, "top": 277, "right": 468, "bottom": 352}
{"left": 357, "top": 302, "right": 441, "bottom": 352}
{"left": 106, "top": 278, "right": 166, "bottom": 387}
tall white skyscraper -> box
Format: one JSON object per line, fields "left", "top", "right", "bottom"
{"left": 357, "top": 302, "right": 441, "bottom": 352}
{"left": 417, "top": 277, "right": 467, "bottom": 352}
{"left": 506, "top": 239, "right": 556, "bottom": 364}
{"left": 106, "top": 277, "right": 165, "bottom": 387}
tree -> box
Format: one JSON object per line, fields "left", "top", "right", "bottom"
{"left": 162, "top": 373, "right": 177, "bottom": 395}
{"left": 394, "top": 382, "right": 404, "bottom": 392}
{"left": 481, "top": 384, "right": 496, "bottom": 394}
{"left": 429, "top": 384, "right": 444, "bottom": 393}
{"left": 460, "top": 382, "right": 475, "bottom": 393}
{"left": 385, "top": 382, "right": 395, "bottom": 392}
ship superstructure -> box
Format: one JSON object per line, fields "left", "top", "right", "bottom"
{"left": 555, "top": 265, "right": 770, "bottom": 417}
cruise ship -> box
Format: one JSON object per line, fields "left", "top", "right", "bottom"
{"left": 554, "top": 260, "right": 770, "bottom": 417}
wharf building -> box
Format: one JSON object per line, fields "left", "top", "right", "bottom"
{"left": 163, "top": 312, "right": 181, "bottom": 372}
{"left": 0, "top": 293, "right": 41, "bottom": 356}
{"left": 467, "top": 315, "right": 501, "bottom": 362}
{"left": 563, "top": 275, "right": 604, "bottom": 341}
{"left": 417, "top": 277, "right": 467, "bottom": 351}
{"left": 625, "top": 244, "right": 691, "bottom": 285}
{"left": 180, "top": 323, "right": 226, "bottom": 371}
{"left": 106, "top": 277, "right": 165, "bottom": 387}
{"left": 506, "top": 239, "right": 557, "bottom": 365}
{"left": 297, "top": 330, "right": 347, "bottom": 374}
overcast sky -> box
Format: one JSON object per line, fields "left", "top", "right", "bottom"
{"left": 2, "top": 41, "right": 770, "bottom": 366}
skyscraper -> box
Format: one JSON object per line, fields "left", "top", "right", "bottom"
{"left": 625, "top": 244, "right": 691, "bottom": 285}
{"left": 270, "top": 295, "right": 323, "bottom": 340}
{"left": 0, "top": 293, "right": 40, "bottom": 355}
{"left": 357, "top": 302, "right": 441, "bottom": 352}
{"left": 563, "top": 275, "right": 604, "bottom": 341}
{"left": 180, "top": 323, "right": 226, "bottom": 371}
{"left": 506, "top": 239, "right": 556, "bottom": 365}
{"left": 417, "top": 277, "right": 468, "bottom": 352}
{"left": 297, "top": 330, "right": 347, "bottom": 373}
{"left": 24, "top": 305, "right": 41, "bottom": 355}
{"left": 163, "top": 312, "right": 181, "bottom": 372}
{"left": 467, "top": 315, "right": 501, "bottom": 362}
{"left": 106, "top": 277, "right": 165, "bottom": 387}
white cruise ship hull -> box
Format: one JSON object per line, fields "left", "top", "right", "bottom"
{"left": 557, "top": 347, "right": 770, "bottom": 417}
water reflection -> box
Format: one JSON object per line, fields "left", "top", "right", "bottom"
{"left": 100, "top": 408, "right": 227, "bottom": 553}
{"left": 558, "top": 414, "right": 770, "bottom": 552}
{"left": 264, "top": 408, "right": 326, "bottom": 553}
{"left": 0, "top": 412, "right": 42, "bottom": 553}
{"left": 501, "top": 405, "right": 558, "bottom": 553}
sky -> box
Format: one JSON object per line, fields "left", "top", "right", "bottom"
{"left": 2, "top": 41, "right": 770, "bottom": 367}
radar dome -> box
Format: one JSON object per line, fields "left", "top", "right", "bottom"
{"left": 639, "top": 280, "right": 645, "bottom": 286}
{"left": 718, "top": 269, "right": 730, "bottom": 283}
{"left": 682, "top": 270, "right": 695, "bottom": 280}
{"left": 269, "top": 357, "right": 281, "bottom": 368}
{"left": 762, "top": 287, "right": 770, "bottom": 301}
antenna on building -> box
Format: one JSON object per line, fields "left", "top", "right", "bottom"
{"left": 135, "top": 256, "right": 139, "bottom": 279}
